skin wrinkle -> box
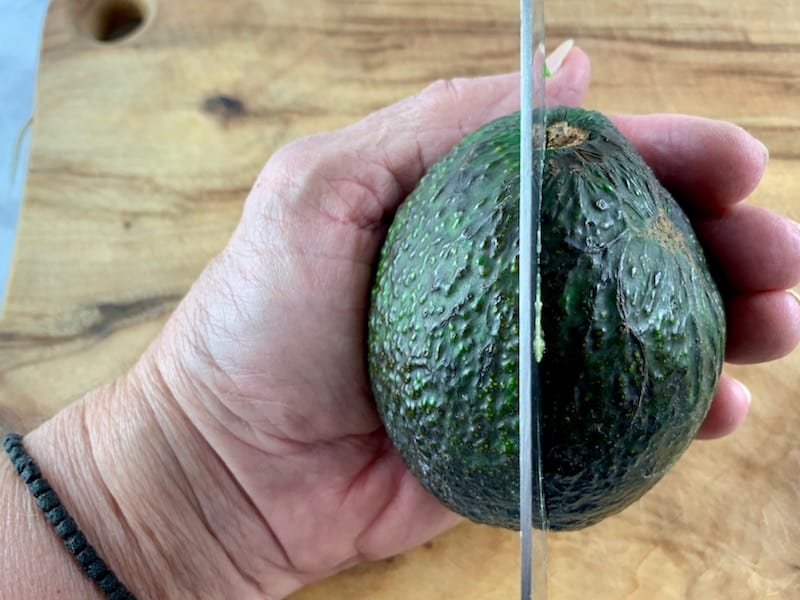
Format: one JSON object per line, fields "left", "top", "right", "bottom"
{"left": 319, "top": 174, "right": 389, "bottom": 230}
{"left": 149, "top": 352, "right": 300, "bottom": 580}
{"left": 186, "top": 251, "right": 377, "bottom": 440}
{"left": 121, "top": 376, "right": 244, "bottom": 592}
{"left": 401, "top": 80, "right": 464, "bottom": 171}
{"left": 271, "top": 138, "right": 398, "bottom": 233}
{"left": 190, "top": 262, "right": 400, "bottom": 568}
{"left": 231, "top": 429, "right": 397, "bottom": 574}
{"left": 368, "top": 125, "right": 425, "bottom": 203}
{"left": 80, "top": 398, "right": 154, "bottom": 595}
{"left": 209, "top": 310, "right": 339, "bottom": 428}
{"left": 192, "top": 313, "right": 372, "bottom": 445}
{"left": 424, "top": 78, "right": 479, "bottom": 141}
{"left": 276, "top": 209, "right": 386, "bottom": 274}
{"left": 191, "top": 472, "right": 290, "bottom": 594}
{"left": 194, "top": 276, "right": 330, "bottom": 403}
{"left": 275, "top": 221, "right": 376, "bottom": 270}
{"left": 259, "top": 144, "right": 327, "bottom": 220}
{"left": 219, "top": 237, "right": 281, "bottom": 291}
{"left": 230, "top": 196, "right": 296, "bottom": 274}
{"left": 353, "top": 151, "right": 408, "bottom": 218}
{"left": 248, "top": 172, "right": 383, "bottom": 267}
{"left": 160, "top": 309, "right": 282, "bottom": 447}
{"left": 84, "top": 380, "right": 234, "bottom": 598}
{"left": 154, "top": 282, "right": 401, "bottom": 576}
{"left": 352, "top": 465, "right": 454, "bottom": 564}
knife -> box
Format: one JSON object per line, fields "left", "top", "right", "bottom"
{"left": 518, "top": 0, "right": 548, "bottom": 598}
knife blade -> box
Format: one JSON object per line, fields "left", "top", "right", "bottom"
{"left": 518, "top": 0, "right": 548, "bottom": 598}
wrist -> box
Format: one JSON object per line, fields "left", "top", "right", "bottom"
{"left": 17, "top": 360, "right": 270, "bottom": 598}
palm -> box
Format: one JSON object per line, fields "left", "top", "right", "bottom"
{"left": 187, "top": 212, "right": 458, "bottom": 576}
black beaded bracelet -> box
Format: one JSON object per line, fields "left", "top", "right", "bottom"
{"left": 3, "top": 432, "right": 137, "bottom": 600}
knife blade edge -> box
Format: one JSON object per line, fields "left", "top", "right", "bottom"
{"left": 519, "top": 0, "right": 548, "bottom": 597}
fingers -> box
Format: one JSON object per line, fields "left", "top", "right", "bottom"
{"left": 725, "top": 290, "right": 800, "bottom": 364}
{"left": 255, "top": 43, "right": 592, "bottom": 234}
{"left": 695, "top": 375, "right": 750, "bottom": 440}
{"left": 695, "top": 204, "right": 800, "bottom": 292}
{"left": 611, "top": 114, "right": 769, "bottom": 215}
{"left": 699, "top": 206, "right": 800, "bottom": 363}
{"left": 354, "top": 42, "right": 591, "bottom": 199}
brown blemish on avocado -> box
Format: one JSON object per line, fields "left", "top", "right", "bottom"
{"left": 650, "top": 210, "right": 685, "bottom": 250}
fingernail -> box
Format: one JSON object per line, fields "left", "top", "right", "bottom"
{"left": 546, "top": 39, "right": 574, "bottom": 76}
{"left": 738, "top": 381, "right": 752, "bottom": 406}
{"left": 788, "top": 288, "right": 800, "bottom": 309}
{"left": 756, "top": 138, "right": 770, "bottom": 164}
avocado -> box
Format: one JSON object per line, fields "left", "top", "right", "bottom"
{"left": 367, "top": 107, "right": 725, "bottom": 531}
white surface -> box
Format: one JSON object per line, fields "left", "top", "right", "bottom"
{"left": 0, "top": 0, "right": 49, "bottom": 309}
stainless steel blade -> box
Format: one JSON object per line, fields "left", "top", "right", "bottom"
{"left": 519, "top": 0, "right": 548, "bottom": 597}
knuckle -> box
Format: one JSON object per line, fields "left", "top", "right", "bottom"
{"left": 419, "top": 77, "right": 465, "bottom": 106}
{"left": 267, "top": 134, "right": 322, "bottom": 174}
{"left": 247, "top": 137, "right": 324, "bottom": 221}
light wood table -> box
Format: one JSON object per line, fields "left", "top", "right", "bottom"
{"left": 2, "top": 1, "right": 798, "bottom": 597}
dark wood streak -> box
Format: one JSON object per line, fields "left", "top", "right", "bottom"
{"left": 761, "top": 151, "right": 800, "bottom": 161}
{"left": 547, "top": 25, "right": 800, "bottom": 53}
{"left": 746, "top": 125, "right": 800, "bottom": 162}
{"left": 88, "top": 295, "right": 182, "bottom": 338}
{"left": 0, "top": 294, "right": 182, "bottom": 377}
{"left": 691, "top": 64, "right": 800, "bottom": 94}
{"left": 26, "top": 164, "right": 253, "bottom": 212}
{"left": 0, "top": 293, "right": 182, "bottom": 347}
{"left": 203, "top": 19, "right": 799, "bottom": 56}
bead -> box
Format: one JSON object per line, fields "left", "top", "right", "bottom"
{"left": 2, "top": 433, "right": 137, "bottom": 598}
{"left": 30, "top": 478, "right": 51, "bottom": 498}
{"left": 55, "top": 516, "right": 78, "bottom": 538}
{"left": 36, "top": 489, "right": 59, "bottom": 512}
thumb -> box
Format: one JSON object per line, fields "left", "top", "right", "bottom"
{"left": 348, "top": 40, "right": 592, "bottom": 198}
{"left": 252, "top": 43, "right": 591, "bottom": 232}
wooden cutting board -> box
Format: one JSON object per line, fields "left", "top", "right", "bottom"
{"left": 2, "top": 0, "right": 798, "bottom": 597}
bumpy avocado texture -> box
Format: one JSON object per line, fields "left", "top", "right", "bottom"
{"left": 367, "top": 107, "right": 726, "bottom": 531}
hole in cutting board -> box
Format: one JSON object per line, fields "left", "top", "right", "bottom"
{"left": 86, "top": 0, "right": 149, "bottom": 42}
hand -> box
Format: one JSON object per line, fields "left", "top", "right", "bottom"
{"left": 138, "top": 42, "right": 800, "bottom": 594}
{"left": 14, "top": 43, "right": 800, "bottom": 599}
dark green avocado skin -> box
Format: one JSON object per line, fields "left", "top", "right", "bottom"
{"left": 367, "top": 107, "right": 726, "bottom": 531}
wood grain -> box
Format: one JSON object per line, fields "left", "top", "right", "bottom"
{"left": 2, "top": 0, "right": 798, "bottom": 597}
